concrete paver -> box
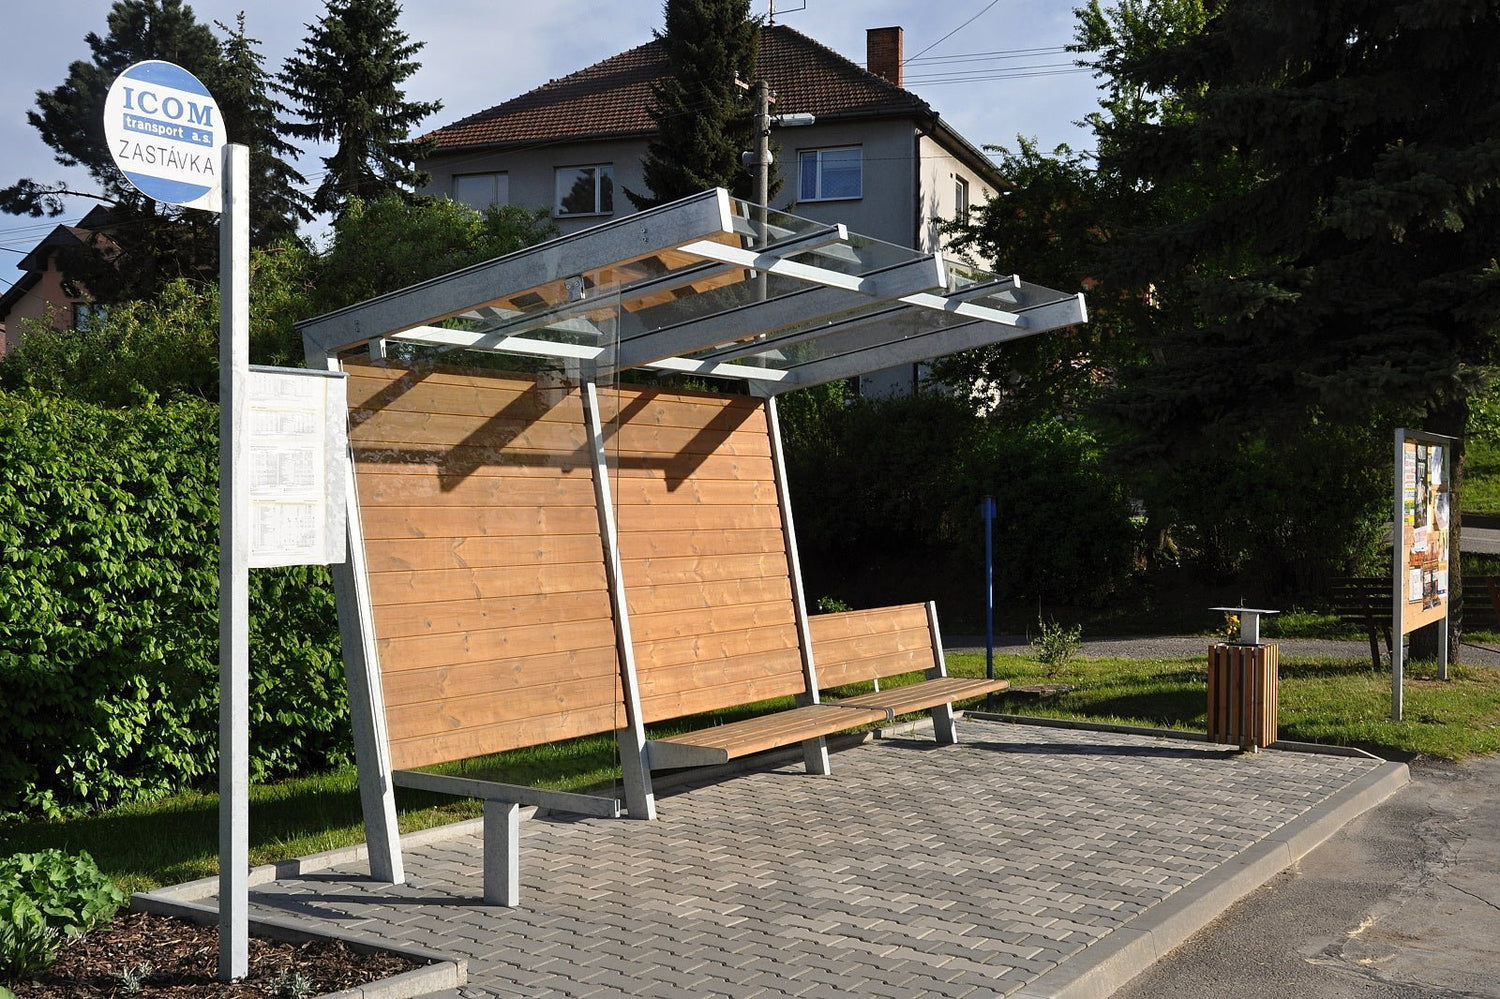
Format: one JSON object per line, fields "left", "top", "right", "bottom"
{"left": 145, "top": 718, "right": 1407, "bottom": 998}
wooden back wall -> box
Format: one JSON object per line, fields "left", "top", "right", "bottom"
{"left": 346, "top": 362, "right": 624, "bottom": 769}
{"left": 598, "top": 385, "right": 808, "bottom": 723}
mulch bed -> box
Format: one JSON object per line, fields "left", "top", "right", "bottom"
{"left": 11, "top": 910, "right": 424, "bottom": 998}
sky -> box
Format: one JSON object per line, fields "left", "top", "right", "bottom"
{"left": 0, "top": 0, "right": 1105, "bottom": 282}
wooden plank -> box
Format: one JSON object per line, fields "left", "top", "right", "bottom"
{"left": 351, "top": 441, "right": 591, "bottom": 473}
{"left": 818, "top": 649, "right": 937, "bottom": 688}
{"left": 618, "top": 552, "right": 791, "bottom": 587}
{"left": 356, "top": 469, "right": 599, "bottom": 508}
{"left": 615, "top": 528, "right": 790, "bottom": 560}
{"left": 382, "top": 646, "right": 621, "bottom": 706}
{"left": 386, "top": 678, "right": 622, "bottom": 747}
{"left": 835, "top": 676, "right": 1010, "bottom": 714}
{"left": 601, "top": 424, "right": 771, "bottom": 459}
{"left": 637, "top": 648, "right": 808, "bottom": 707}
{"left": 361, "top": 504, "right": 603, "bottom": 541}
{"left": 368, "top": 561, "right": 608, "bottom": 605}
{"left": 640, "top": 666, "right": 828, "bottom": 727}
{"left": 372, "top": 589, "right": 616, "bottom": 639}
{"left": 807, "top": 605, "right": 930, "bottom": 644}
{"left": 389, "top": 702, "right": 625, "bottom": 770}
{"left": 364, "top": 534, "right": 606, "bottom": 573}
{"left": 349, "top": 409, "right": 590, "bottom": 453}
{"left": 650, "top": 704, "right": 886, "bottom": 759}
{"left": 631, "top": 623, "right": 801, "bottom": 670}
{"left": 609, "top": 476, "right": 774, "bottom": 507}
{"left": 378, "top": 617, "right": 620, "bottom": 672}
{"left": 613, "top": 504, "right": 783, "bottom": 535}
{"left": 813, "top": 625, "right": 932, "bottom": 658}
{"left": 345, "top": 372, "right": 585, "bottom": 425}
{"left": 625, "top": 576, "right": 794, "bottom": 617}
{"left": 594, "top": 390, "right": 764, "bottom": 431}
{"left": 606, "top": 452, "right": 776, "bottom": 483}
{"left": 627, "top": 599, "right": 797, "bottom": 644}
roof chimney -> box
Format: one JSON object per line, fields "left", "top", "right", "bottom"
{"left": 867, "top": 26, "right": 903, "bottom": 87}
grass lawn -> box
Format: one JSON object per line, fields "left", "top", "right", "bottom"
{"left": 4, "top": 650, "right": 1499, "bottom": 894}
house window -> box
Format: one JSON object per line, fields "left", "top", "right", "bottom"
{"left": 798, "top": 147, "right": 862, "bottom": 201}
{"left": 454, "top": 172, "right": 508, "bottom": 208}
{"left": 555, "top": 165, "right": 614, "bottom": 217}
{"left": 954, "top": 176, "right": 970, "bottom": 219}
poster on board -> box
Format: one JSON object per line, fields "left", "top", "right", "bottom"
{"left": 1397, "top": 433, "right": 1451, "bottom": 633}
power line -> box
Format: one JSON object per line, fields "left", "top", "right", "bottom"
{"left": 904, "top": 0, "right": 1005, "bottom": 65}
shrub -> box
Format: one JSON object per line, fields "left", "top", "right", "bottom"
{"left": 1031, "top": 618, "right": 1083, "bottom": 676}
{"left": 0, "top": 850, "right": 126, "bottom": 983}
{"left": 782, "top": 390, "right": 1138, "bottom": 624}
{"left": 0, "top": 391, "right": 348, "bottom": 817}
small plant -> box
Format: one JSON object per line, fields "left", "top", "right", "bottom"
{"left": 1217, "top": 613, "right": 1241, "bottom": 640}
{"left": 0, "top": 896, "right": 62, "bottom": 984}
{"left": 1031, "top": 618, "right": 1083, "bottom": 676}
{"left": 815, "top": 595, "right": 852, "bottom": 614}
{"left": 273, "top": 969, "right": 316, "bottom": 999}
{"left": 0, "top": 850, "right": 126, "bottom": 984}
{"left": 118, "top": 961, "right": 154, "bottom": 995}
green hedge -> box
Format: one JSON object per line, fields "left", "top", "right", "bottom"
{"left": 0, "top": 391, "right": 348, "bottom": 819}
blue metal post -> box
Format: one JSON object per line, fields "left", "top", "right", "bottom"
{"left": 983, "top": 496, "right": 996, "bottom": 706}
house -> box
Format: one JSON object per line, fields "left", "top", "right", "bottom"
{"left": 416, "top": 25, "right": 1004, "bottom": 395}
{"left": 0, "top": 206, "right": 115, "bottom": 356}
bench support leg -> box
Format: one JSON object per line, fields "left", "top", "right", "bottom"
{"left": 801, "top": 737, "right": 831, "bottom": 775}
{"left": 482, "top": 801, "right": 520, "bottom": 907}
{"left": 930, "top": 703, "right": 958, "bottom": 745}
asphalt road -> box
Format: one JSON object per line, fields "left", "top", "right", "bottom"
{"left": 1112, "top": 753, "right": 1500, "bottom": 998}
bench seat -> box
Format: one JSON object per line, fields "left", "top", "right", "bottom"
{"left": 834, "top": 675, "right": 1010, "bottom": 717}
{"left": 646, "top": 703, "right": 889, "bottom": 769}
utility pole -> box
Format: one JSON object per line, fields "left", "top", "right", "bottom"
{"left": 751, "top": 78, "right": 771, "bottom": 246}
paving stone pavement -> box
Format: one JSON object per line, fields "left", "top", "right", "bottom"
{"left": 228, "top": 719, "right": 1389, "bottom": 998}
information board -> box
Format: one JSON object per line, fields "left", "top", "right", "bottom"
{"left": 245, "top": 366, "right": 347, "bottom": 568}
{"left": 1396, "top": 433, "right": 1451, "bottom": 634}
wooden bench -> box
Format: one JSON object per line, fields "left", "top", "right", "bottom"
{"left": 647, "top": 601, "right": 1009, "bottom": 768}
{"left": 813, "top": 602, "right": 1009, "bottom": 743}
{"left": 1330, "top": 576, "right": 1392, "bottom": 669}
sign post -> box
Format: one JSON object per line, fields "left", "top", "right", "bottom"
{"left": 217, "top": 142, "right": 250, "bottom": 981}
{"left": 106, "top": 60, "right": 347, "bottom": 981}
{"left": 1392, "top": 428, "right": 1455, "bottom": 721}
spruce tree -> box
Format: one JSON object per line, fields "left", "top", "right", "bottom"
{"left": 278, "top": 0, "right": 442, "bottom": 216}
{"left": 626, "top": 0, "right": 760, "bottom": 210}
{"left": 216, "top": 14, "right": 313, "bottom": 246}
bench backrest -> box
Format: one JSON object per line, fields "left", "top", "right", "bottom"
{"left": 598, "top": 384, "right": 809, "bottom": 723}
{"left": 808, "top": 603, "right": 939, "bottom": 688}
{"left": 346, "top": 362, "right": 624, "bottom": 769}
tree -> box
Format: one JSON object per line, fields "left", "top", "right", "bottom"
{"left": 937, "top": 138, "right": 1140, "bottom": 422}
{"left": 0, "top": 1, "right": 226, "bottom": 300}
{"left": 215, "top": 14, "right": 314, "bottom": 246}
{"left": 1083, "top": 0, "right": 1500, "bottom": 636}
{"left": 626, "top": 0, "right": 761, "bottom": 209}
{"left": 310, "top": 195, "right": 555, "bottom": 315}
{"left": 278, "top": 0, "right": 441, "bottom": 216}
{"left": 1, "top": 0, "right": 223, "bottom": 217}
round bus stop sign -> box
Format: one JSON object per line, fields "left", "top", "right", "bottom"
{"left": 104, "top": 60, "right": 225, "bottom": 212}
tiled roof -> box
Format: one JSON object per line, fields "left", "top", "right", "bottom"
{"left": 423, "top": 24, "right": 932, "bottom": 151}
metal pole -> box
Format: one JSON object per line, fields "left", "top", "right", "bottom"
{"left": 1392, "top": 429, "right": 1405, "bottom": 722}
{"left": 983, "top": 495, "right": 996, "bottom": 708}
{"left": 217, "top": 143, "right": 250, "bottom": 982}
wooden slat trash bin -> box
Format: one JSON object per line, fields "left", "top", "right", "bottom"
{"left": 1207, "top": 642, "right": 1278, "bottom": 751}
